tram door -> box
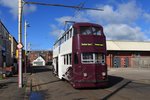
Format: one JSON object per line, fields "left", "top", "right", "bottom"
{"left": 56, "top": 57, "right": 58, "bottom": 75}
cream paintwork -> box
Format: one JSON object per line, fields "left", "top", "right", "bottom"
{"left": 53, "top": 37, "right": 72, "bottom": 79}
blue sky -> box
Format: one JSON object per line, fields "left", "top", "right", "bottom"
{"left": 0, "top": 0, "right": 150, "bottom": 50}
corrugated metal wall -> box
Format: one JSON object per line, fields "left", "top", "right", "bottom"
{"left": 131, "top": 57, "right": 150, "bottom": 68}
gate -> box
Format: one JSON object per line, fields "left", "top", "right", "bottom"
{"left": 113, "top": 57, "right": 121, "bottom": 68}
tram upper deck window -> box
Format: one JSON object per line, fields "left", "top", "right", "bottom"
{"left": 80, "top": 26, "right": 102, "bottom": 35}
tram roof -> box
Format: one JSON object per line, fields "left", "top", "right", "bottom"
{"left": 53, "top": 22, "right": 103, "bottom": 45}
{"left": 73, "top": 22, "right": 102, "bottom": 27}
{"left": 107, "top": 40, "right": 150, "bottom": 51}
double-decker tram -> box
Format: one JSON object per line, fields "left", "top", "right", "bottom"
{"left": 53, "top": 22, "right": 108, "bottom": 88}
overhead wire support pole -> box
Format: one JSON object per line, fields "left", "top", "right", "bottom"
{"left": 18, "top": 0, "right": 23, "bottom": 88}
{"left": 24, "top": 1, "right": 104, "bottom": 11}
{"left": 24, "top": 20, "right": 27, "bottom": 74}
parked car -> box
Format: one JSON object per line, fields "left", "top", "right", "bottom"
{"left": 2, "top": 66, "right": 14, "bottom": 77}
{"left": 0, "top": 69, "right": 6, "bottom": 78}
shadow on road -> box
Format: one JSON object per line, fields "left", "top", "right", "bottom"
{"left": 73, "top": 75, "right": 124, "bottom": 90}
{"left": 32, "top": 80, "right": 61, "bottom": 88}
{"left": 0, "top": 81, "right": 17, "bottom": 89}
{"left": 107, "top": 75, "right": 124, "bottom": 88}
{"left": 28, "top": 66, "right": 51, "bottom": 74}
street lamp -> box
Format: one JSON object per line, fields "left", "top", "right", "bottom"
{"left": 18, "top": 0, "right": 23, "bottom": 88}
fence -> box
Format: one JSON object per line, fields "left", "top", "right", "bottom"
{"left": 131, "top": 57, "right": 150, "bottom": 68}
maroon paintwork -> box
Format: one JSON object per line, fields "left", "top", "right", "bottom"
{"left": 70, "top": 23, "right": 108, "bottom": 88}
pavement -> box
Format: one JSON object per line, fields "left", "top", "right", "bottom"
{"left": 0, "top": 66, "right": 32, "bottom": 100}
{"left": 0, "top": 75, "right": 26, "bottom": 100}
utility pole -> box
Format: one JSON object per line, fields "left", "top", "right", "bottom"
{"left": 18, "top": 0, "right": 23, "bottom": 88}
{"left": 24, "top": 20, "right": 27, "bottom": 74}
{"left": 25, "top": 20, "right": 27, "bottom": 56}
{"left": 24, "top": 20, "right": 30, "bottom": 74}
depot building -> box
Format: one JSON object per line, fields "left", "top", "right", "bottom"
{"left": 106, "top": 40, "right": 150, "bottom": 68}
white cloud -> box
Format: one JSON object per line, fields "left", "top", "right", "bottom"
{"left": 143, "top": 13, "right": 150, "bottom": 22}
{"left": 50, "top": 12, "right": 90, "bottom": 36}
{"left": 50, "top": 24, "right": 64, "bottom": 38}
{"left": 87, "top": 1, "right": 141, "bottom": 24}
{"left": 50, "top": 1, "right": 150, "bottom": 41}
{"left": 0, "top": 0, "right": 18, "bottom": 18}
{"left": 0, "top": 0, "right": 36, "bottom": 18}
{"left": 23, "top": 4, "right": 36, "bottom": 15}
{"left": 56, "top": 12, "right": 90, "bottom": 25}
{"left": 104, "top": 24, "right": 147, "bottom": 41}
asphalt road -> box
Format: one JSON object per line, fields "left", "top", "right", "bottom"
{"left": 26, "top": 66, "right": 150, "bottom": 100}
{"left": 1, "top": 66, "right": 150, "bottom": 100}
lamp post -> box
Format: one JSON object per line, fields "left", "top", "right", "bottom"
{"left": 18, "top": 0, "right": 23, "bottom": 88}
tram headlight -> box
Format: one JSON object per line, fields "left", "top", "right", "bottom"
{"left": 83, "top": 73, "right": 88, "bottom": 77}
{"left": 102, "top": 72, "right": 106, "bottom": 76}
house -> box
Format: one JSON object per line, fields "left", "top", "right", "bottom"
{"left": 28, "top": 50, "right": 52, "bottom": 66}
{"left": 32, "top": 56, "right": 45, "bottom": 66}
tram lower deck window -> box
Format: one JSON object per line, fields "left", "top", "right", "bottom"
{"left": 81, "top": 53, "right": 105, "bottom": 64}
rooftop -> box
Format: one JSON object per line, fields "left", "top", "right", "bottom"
{"left": 107, "top": 40, "right": 150, "bottom": 51}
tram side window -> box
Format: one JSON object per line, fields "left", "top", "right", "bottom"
{"left": 67, "top": 54, "right": 68, "bottom": 65}
{"left": 69, "top": 54, "right": 72, "bottom": 65}
{"left": 64, "top": 55, "right": 66, "bottom": 65}
{"left": 74, "top": 28, "right": 77, "bottom": 35}
{"left": 64, "top": 54, "right": 72, "bottom": 65}
{"left": 70, "top": 29, "right": 72, "bottom": 38}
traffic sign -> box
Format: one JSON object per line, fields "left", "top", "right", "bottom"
{"left": 17, "top": 43, "right": 23, "bottom": 49}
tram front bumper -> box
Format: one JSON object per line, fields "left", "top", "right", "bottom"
{"left": 72, "top": 79, "right": 108, "bottom": 88}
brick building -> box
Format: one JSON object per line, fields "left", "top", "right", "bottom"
{"left": 0, "top": 20, "right": 18, "bottom": 68}
{"left": 0, "top": 20, "right": 11, "bottom": 67}
{"left": 106, "top": 40, "right": 150, "bottom": 68}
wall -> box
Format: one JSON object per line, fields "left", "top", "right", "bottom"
{"left": 0, "top": 21, "right": 14, "bottom": 67}
{"left": 28, "top": 51, "right": 53, "bottom": 66}
{"left": 106, "top": 51, "right": 150, "bottom": 68}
